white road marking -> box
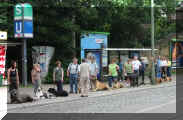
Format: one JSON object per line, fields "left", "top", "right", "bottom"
{"left": 135, "top": 100, "right": 176, "bottom": 113}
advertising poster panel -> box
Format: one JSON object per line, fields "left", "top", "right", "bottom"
{"left": 171, "top": 41, "right": 183, "bottom": 68}
{"left": 32, "top": 46, "right": 55, "bottom": 82}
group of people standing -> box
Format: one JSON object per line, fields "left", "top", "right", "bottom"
{"left": 108, "top": 56, "right": 146, "bottom": 88}
{"left": 52, "top": 57, "right": 98, "bottom": 97}
{"left": 7, "top": 55, "right": 172, "bottom": 102}
{"left": 155, "top": 56, "right": 172, "bottom": 82}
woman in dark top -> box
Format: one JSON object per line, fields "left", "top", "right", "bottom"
{"left": 7, "top": 61, "right": 19, "bottom": 102}
{"left": 53, "top": 60, "right": 64, "bottom": 92}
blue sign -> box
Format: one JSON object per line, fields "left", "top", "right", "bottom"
{"left": 24, "top": 21, "right": 33, "bottom": 38}
{"left": 14, "top": 21, "right": 33, "bottom": 38}
{"left": 14, "top": 3, "right": 33, "bottom": 39}
{"left": 14, "top": 21, "right": 23, "bottom": 38}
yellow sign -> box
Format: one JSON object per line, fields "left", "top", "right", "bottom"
{"left": 0, "top": 31, "right": 7, "bottom": 40}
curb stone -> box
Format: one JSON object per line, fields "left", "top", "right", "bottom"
{"left": 8, "top": 81, "right": 176, "bottom": 111}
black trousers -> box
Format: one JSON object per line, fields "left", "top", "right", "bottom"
{"left": 56, "top": 80, "right": 63, "bottom": 92}
{"left": 140, "top": 70, "right": 145, "bottom": 84}
{"left": 127, "top": 73, "right": 136, "bottom": 87}
{"left": 9, "top": 82, "right": 18, "bottom": 102}
{"left": 134, "top": 70, "right": 139, "bottom": 86}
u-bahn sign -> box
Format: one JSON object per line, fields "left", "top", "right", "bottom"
{"left": 14, "top": 3, "right": 33, "bottom": 38}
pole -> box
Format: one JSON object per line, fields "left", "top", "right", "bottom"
{"left": 72, "top": 15, "right": 76, "bottom": 49}
{"left": 151, "top": 0, "right": 156, "bottom": 85}
{"left": 100, "top": 43, "right": 104, "bottom": 81}
{"left": 22, "top": 4, "right": 27, "bottom": 86}
{"left": 22, "top": 39, "right": 27, "bottom": 86}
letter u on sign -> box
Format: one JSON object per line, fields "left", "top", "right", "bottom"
{"left": 15, "top": 21, "right": 22, "bottom": 33}
{"left": 14, "top": 21, "right": 23, "bottom": 38}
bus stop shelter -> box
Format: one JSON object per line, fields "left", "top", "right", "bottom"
{"left": 101, "top": 48, "right": 158, "bottom": 80}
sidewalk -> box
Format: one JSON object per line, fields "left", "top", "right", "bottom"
{"left": 7, "top": 75, "right": 176, "bottom": 111}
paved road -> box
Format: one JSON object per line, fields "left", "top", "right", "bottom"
{"left": 8, "top": 82, "right": 176, "bottom": 113}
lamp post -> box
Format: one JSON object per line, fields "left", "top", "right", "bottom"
{"left": 151, "top": 0, "right": 156, "bottom": 85}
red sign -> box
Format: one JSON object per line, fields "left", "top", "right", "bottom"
{"left": 0, "top": 46, "right": 6, "bottom": 79}
{"left": 95, "top": 38, "right": 104, "bottom": 43}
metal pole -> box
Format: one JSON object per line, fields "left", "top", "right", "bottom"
{"left": 151, "top": 0, "right": 156, "bottom": 85}
{"left": 100, "top": 43, "right": 103, "bottom": 81}
{"left": 72, "top": 15, "right": 76, "bottom": 49}
{"left": 22, "top": 39, "right": 27, "bottom": 86}
{"left": 22, "top": 4, "right": 27, "bottom": 86}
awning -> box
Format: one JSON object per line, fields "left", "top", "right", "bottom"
{"left": 104, "top": 48, "right": 158, "bottom": 51}
{"left": 0, "top": 42, "right": 22, "bottom": 46}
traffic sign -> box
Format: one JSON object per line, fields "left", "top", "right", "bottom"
{"left": 24, "top": 21, "right": 33, "bottom": 38}
{"left": 14, "top": 3, "right": 33, "bottom": 20}
{"left": 14, "top": 4, "right": 23, "bottom": 20}
{"left": 14, "top": 21, "right": 33, "bottom": 38}
{"left": 14, "top": 3, "right": 33, "bottom": 38}
{"left": 14, "top": 21, "right": 23, "bottom": 38}
{"left": 23, "top": 3, "right": 33, "bottom": 20}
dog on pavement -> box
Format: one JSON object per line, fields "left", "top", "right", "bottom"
{"left": 95, "top": 80, "right": 110, "bottom": 91}
{"left": 113, "top": 81, "right": 124, "bottom": 89}
{"left": 10, "top": 89, "right": 34, "bottom": 104}
{"left": 35, "top": 87, "right": 45, "bottom": 99}
{"left": 48, "top": 88, "right": 68, "bottom": 97}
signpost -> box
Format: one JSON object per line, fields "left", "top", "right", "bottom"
{"left": 14, "top": 3, "right": 33, "bottom": 86}
{"left": 151, "top": 0, "right": 156, "bottom": 85}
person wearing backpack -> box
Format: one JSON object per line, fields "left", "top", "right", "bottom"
{"left": 67, "top": 57, "right": 80, "bottom": 94}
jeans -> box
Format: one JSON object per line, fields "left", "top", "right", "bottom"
{"left": 69, "top": 74, "right": 78, "bottom": 93}
{"left": 33, "top": 79, "right": 41, "bottom": 94}
{"left": 56, "top": 80, "right": 63, "bottom": 92}
{"left": 108, "top": 76, "right": 117, "bottom": 87}
{"left": 167, "top": 67, "right": 171, "bottom": 77}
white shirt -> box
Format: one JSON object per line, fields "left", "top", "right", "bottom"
{"left": 132, "top": 60, "right": 141, "bottom": 70}
{"left": 89, "top": 62, "right": 98, "bottom": 76}
{"left": 160, "top": 60, "right": 167, "bottom": 67}
{"left": 68, "top": 63, "right": 80, "bottom": 74}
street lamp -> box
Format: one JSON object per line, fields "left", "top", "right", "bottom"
{"left": 151, "top": 0, "right": 156, "bottom": 85}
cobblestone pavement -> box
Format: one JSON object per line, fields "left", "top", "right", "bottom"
{"left": 8, "top": 79, "right": 176, "bottom": 113}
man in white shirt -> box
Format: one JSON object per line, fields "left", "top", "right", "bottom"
{"left": 132, "top": 56, "right": 141, "bottom": 87}
{"left": 80, "top": 58, "right": 91, "bottom": 97}
{"left": 67, "top": 57, "right": 80, "bottom": 94}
